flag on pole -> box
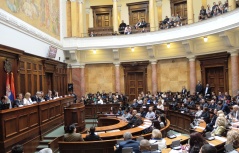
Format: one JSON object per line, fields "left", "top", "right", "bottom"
{"left": 6, "top": 73, "right": 14, "bottom": 102}
{"left": 10, "top": 72, "right": 16, "bottom": 100}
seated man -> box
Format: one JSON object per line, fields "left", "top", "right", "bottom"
{"left": 119, "top": 20, "right": 126, "bottom": 34}
{"left": 0, "top": 96, "right": 10, "bottom": 110}
{"left": 200, "top": 144, "right": 217, "bottom": 153}
{"left": 11, "top": 144, "right": 23, "bottom": 153}
{"left": 145, "top": 106, "right": 155, "bottom": 120}
{"left": 115, "top": 132, "right": 140, "bottom": 153}
{"left": 85, "top": 126, "right": 101, "bottom": 141}
{"left": 131, "top": 113, "right": 143, "bottom": 128}
{"left": 44, "top": 90, "right": 53, "bottom": 101}
{"left": 31, "top": 91, "right": 43, "bottom": 103}
{"left": 139, "top": 139, "right": 151, "bottom": 153}
{"left": 64, "top": 124, "right": 84, "bottom": 142}
{"left": 229, "top": 105, "right": 239, "bottom": 122}
{"left": 139, "top": 19, "right": 147, "bottom": 28}
{"left": 12, "top": 93, "right": 24, "bottom": 108}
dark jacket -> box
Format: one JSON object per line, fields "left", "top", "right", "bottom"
{"left": 84, "top": 133, "right": 101, "bottom": 141}
{"left": 115, "top": 140, "right": 140, "bottom": 153}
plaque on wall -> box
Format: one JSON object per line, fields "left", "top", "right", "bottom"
{"left": 4, "top": 59, "right": 12, "bottom": 73}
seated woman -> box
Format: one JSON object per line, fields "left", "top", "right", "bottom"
{"left": 188, "top": 132, "right": 208, "bottom": 153}
{"left": 64, "top": 124, "right": 84, "bottom": 142}
{"left": 85, "top": 126, "right": 101, "bottom": 141}
{"left": 195, "top": 106, "right": 203, "bottom": 118}
{"left": 156, "top": 100, "right": 164, "bottom": 110}
{"left": 226, "top": 129, "right": 239, "bottom": 149}
{"left": 211, "top": 116, "right": 226, "bottom": 136}
{"left": 23, "top": 92, "right": 34, "bottom": 105}
{"left": 149, "top": 129, "right": 166, "bottom": 151}
{"left": 179, "top": 103, "right": 188, "bottom": 113}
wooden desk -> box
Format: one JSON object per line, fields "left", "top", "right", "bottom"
{"left": 85, "top": 104, "right": 120, "bottom": 118}
{"left": 0, "top": 96, "right": 74, "bottom": 153}
{"left": 96, "top": 117, "right": 128, "bottom": 132}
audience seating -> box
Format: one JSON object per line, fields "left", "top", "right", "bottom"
{"left": 122, "top": 147, "right": 133, "bottom": 153}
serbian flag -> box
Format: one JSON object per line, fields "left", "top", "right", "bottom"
{"left": 10, "top": 73, "right": 16, "bottom": 100}
{"left": 6, "top": 73, "right": 14, "bottom": 102}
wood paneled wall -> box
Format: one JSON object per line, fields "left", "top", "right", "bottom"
{"left": 0, "top": 45, "right": 68, "bottom": 97}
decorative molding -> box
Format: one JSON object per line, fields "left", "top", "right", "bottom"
{"left": 182, "top": 40, "right": 194, "bottom": 54}
{"left": 85, "top": 8, "right": 90, "bottom": 14}
{"left": 150, "top": 60, "right": 157, "bottom": 64}
{"left": 117, "top": 4, "right": 122, "bottom": 12}
{"left": 69, "top": 50, "right": 78, "bottom": 61}
{"left": 228, "top": 49, "right": 239, "bottom": 56}
{"left": 219, "top": 32, "right": 234, "bottom": 47}
{"left": 113, "top": 49, "right": 119, "bottom": 60}
{"left": 187, "top": 56, "right": 196, "bottom": 62}
{"left": 0, "top": 9, "right": 62, "bottom": 49}
{"left": 147, "top": 46, "right": 155, "bottom": 59}
{"left": 78, "top": 0, "right": 84, "bottom": 4}
{"left": 156, "top": 0, "right": 162, "bottom": 7}
{"left": 114, "top": 62, "right": 120, "bottom": 66}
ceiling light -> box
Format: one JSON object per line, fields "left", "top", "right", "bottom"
{"left": 131, "top": 47, "right": 134, "bottom": 52}
{"left": 167, "top": 43, "right": 170, "bottom": 48}
{"left": 204, "top": 37, "right": 208, "bottom": 42}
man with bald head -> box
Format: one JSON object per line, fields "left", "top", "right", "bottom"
{"left": 145, "top": 107, "right": 155, "bottom": 120}
{"left": 140, "top": 139, "right": 151, "bottom": 153}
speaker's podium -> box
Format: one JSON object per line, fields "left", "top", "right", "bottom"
{"left": 64, "top": 103, "right": 85, "bottom": 132}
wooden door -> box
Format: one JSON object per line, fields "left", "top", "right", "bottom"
{"left": 205, "top": 67, "right": 225, "bottom": 93}
{"left": 130, "top": 10, "right": 147, "bottom": 26}
{"left": 173, "top": 2, "right": 187, "bottom": 18}
{"left": 128, "top": 72, "right": 144, "bottom": 101}
{"left": 96, "top": 13, "right": 110, "bottom": 27}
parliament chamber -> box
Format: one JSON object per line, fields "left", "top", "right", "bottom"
{"left": 1, "top": 0, "right": 239, "bottom": 153}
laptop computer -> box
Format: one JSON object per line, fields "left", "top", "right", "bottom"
{"left": 205, "top": 132, "right": 215, "bottom": 141}
{"left": 225, "top": 143, "right": 238, "bottom": 153}
{"left": 167, "top": 130, "right": 176, "bottom": 139}
{"left": 1, "top": 103, "right": 10, "bottom": 110}
{"left": 171, "top": 140, "right": 181, "bottom": 150}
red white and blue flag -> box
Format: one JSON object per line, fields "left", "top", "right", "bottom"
{"left": 6, "top": 73, "right": 14, "bottom": 102}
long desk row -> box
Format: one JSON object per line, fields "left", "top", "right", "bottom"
{"left": 85, "top": 104, "right": 120, "bottom": 118}
{"left": 0, "top": 97, "right": 74, "bottom": 153}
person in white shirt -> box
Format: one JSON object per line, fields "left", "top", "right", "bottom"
{"left": 137, "top": 96, "right": 143, "bottom": 105}
{"left": 23, "top": 92, "right": 34, "bottom": 105}
{"left": 145, "top": 107, "right": 155, "bottom": 120}
{"left": 195, "top": 106, "right": 203, "bottom": 118}
{"left": 98, "top": 96, "right": 103, "bottom": 104}
{"left": 149, "top": 129, "right": 166, "bottom": 151}
{"left": 124, "top": 25, "right": 131, "bottom": 35}
{"left": 156, "top": 100, "right": 164, "bottom": 111}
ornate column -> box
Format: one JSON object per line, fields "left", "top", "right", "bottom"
{"left": 78, "top": 0, "right": 84, "bottom": 37}
{"left": 114, "top": 63, "right": 121, "bottom": 94}
{"left": 67, "top": 64, "right": 72, "bottom": 84}
{"left": 151, "top": 60, "right": 158, "bottom": 95}
{"left": 80, "top": 64, "right": 85, "bottom": 97}
{"left": 113, "top": 0, "right": 118, "bottom": 32}
{"left": 187, "top": 0, "right": 194, "bottom": 24}
{"left": 72, "top": 65, "right": 81, "bottom": 98}
{"left": 149, "top": 0, "right": 156, "bottom": 31}
{"left": 230, "top": 50, "right": 239, "bottom": 96}
{"left": 188, "top": 56, "right": 196, "bottom": 95}
{"left": 71, "top": 0, "right": 79, "bottom": 37}
{"left": 229, "top": 0, "right": 236, "bottom": 11}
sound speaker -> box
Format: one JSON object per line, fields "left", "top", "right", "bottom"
{"left": 68, "top": 83, "right": 73, "bottom": 92}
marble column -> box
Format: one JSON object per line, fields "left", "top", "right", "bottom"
{"left": 113, "top": 0, "right": 118, "bottom": 32}
{"left": 78, "top": 0, "right": 84, "bottom": 37}
{"left": 229, "top": 0, "right": 236, "bottom": 11}
{"left": 80, "top": 65, "right": 85, "bottom": 97}
{"left": 72, "top": 66, "right": 81, "bottom": 98}
{"left": 115, "top": 63, "right": 121, "bottom": 94}
{"left": 149, "top": 0, "right": 156, "bottom": 31}
{"left": 67, "top": 64, "right": 72, "bottom": 84}
{"left": 230, "top": 50, "right": 239, "bottom": 96}
{"left": 187, "top": 0, "right": 194, "bottom": 24}
{"left": 188, "top": 57, "right": 196, "bottom": 95}
{"left": 151, "top": 61, "right": 158, "bottom": 95}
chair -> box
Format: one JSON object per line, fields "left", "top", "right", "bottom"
{"left": 136, "top": 136, "right": 144, "bottom": 142}
{"left": 151, "top": 144, "right": 158, "bottom": 151}
{"left": 122, "top": 147, "right": 133, "bottom": 153}
{"left": 117, "top": 139, "right": 124, "bottom": 144}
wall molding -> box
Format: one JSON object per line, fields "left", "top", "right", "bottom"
{"left": 0, "top": 9, "right": 62, "bottom": 49}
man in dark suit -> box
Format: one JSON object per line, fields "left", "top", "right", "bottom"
{"left": 0, "top": 96, "right": 9, "bottom": 110}
{"left": 199, "top": 6, "right": 207, "bottom": 20}
{"left": 204, "top": 84, "right": 211, "bottom": 99}
{"left": 85, "top": 126, "right": 101, "bottom": 141}
{"left": 31, "top": 91, "right": 43, "bottom": 103}
{"left": 44, "top": 90, "right": 53, "bottom": 101}
{"left": 12, "top": 93, "right": 24, "bottom": 108}
{"left": 205, "top": 109, "right": 218, "bottom": 132}
{"left": 131, "top": 113, "right": 143, "bottom": 128}
{"left": 229, "top": 105, "right": 239, "bottom": 122}
{"left": 181, "top": 86, "right": 187, "bottom": 95}
{"left": 196, "top": 81, "right": 203, "bottom": 95}
{"left": 115, "top": 132, "right": 140, "bottom": 153}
